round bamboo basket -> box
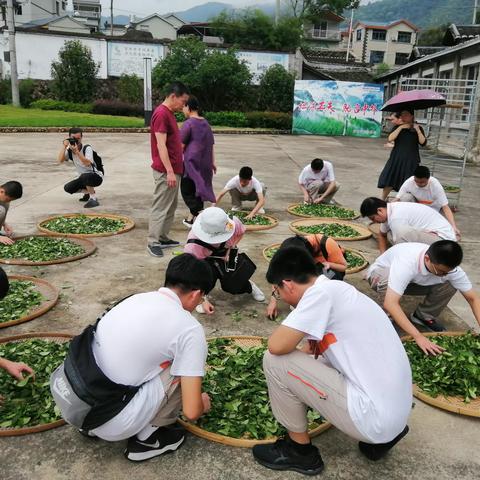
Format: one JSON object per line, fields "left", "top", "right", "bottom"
{"left": 287, "top": 203, "right": 360, "bottom": 220}
{"left": 231, "top": 212, "right": 279, "bottom": 232}
{"left": 262, "top": 243, "right": 368, "bottom": 275}
{"left": 0, "top": 332, "right": 73, "bottom": 436}
{"left": 178, "top": 336, "right": 332, "bottom": 447}
{"left": 401, "top": 331, "right": 480, "bottom": 417}
{"left": 367, "top": 222, "right": 381, "bottom": 237}
{"left": 0, "top": 235, "right": 96, "bottom": 266}
{"left": 442, "top": 186, "right": 461, "bottom": 194}
{"left": 289, "top": 219, "right": 372, "bottom": 241}
{"left": 37, "top": 213, "right": 135, "bottom": 238}
{"left": 0, "top": 275, "right": 59, "bottom": 329}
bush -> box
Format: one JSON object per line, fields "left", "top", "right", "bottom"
{"left": 19, "top": 79, "right": 35, "bottom": 107}
{"left": 51, "top": 40, "right": 99, "bottom": 102}
{"left": 258, "top": 65, "right": 295, "bottom": 113}
{"left": 245, "top": 112, "right": 292, "bottom": 130}
{"left": 204, "top": 111, "right": 247, "bottom": 128}
{"left": 0, "top": 78, "right": 12, "bottom": 104}
{"left": 118, "top": 74, "right": 143, "bottom": 104}
{"left": 92, "top": 99, "right": 143, "bottom": 117}
{"left": 30, "top": 99, "right": 93, "bottom": 113}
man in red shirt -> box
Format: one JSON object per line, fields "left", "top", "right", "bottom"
{"left": 148, "top": 82, "right": 190, "bottom": 257}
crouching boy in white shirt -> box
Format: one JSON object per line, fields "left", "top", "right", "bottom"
{"left": 252, "top": 247, "right": 412, "bottom": 475}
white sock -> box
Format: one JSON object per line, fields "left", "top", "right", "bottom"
{"left": 90, "top": 195, "right": 97, "bottom": 200}
{"left": 136, "top": 424, "right": 159, "bottom": 441}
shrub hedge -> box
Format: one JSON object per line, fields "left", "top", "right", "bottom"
{"left": 30, "top": 99, "right": 93, "bottom": 113}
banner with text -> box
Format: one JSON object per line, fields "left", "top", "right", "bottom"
{"left": 107, "top": 42, "right": 164, "bottom": 77}
{"left": 292, "top": 80, "right": 384, "bottom": 138}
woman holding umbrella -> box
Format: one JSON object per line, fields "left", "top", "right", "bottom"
{"left": 377, "top": 109, "right": 427, "bottom": 200}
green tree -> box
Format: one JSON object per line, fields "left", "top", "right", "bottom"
{"left": 374, "top": 62, "right": 390, "bottom": 77}
{"left": 117, "top": 74, "right": 143, "bottom": 104}
{"left": 258, "top": 64, "right": 296, "bottom": 112}
{"left": 51, "top": 40, "right": 99, "bottom": 103}
{"left": 417, "top": 24, "right": 448, "bottom": 46}
{"left": 285, "top": 0, "right": 360, "bottom": 17}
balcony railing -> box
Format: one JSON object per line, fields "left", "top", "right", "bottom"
{"left": 73, "top": 8, "right": 101, "bottom": 19}
{"left": 306, "top": 29, "right": 341, "bottom": 41}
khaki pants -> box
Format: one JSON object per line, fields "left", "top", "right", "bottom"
{"left": 263, "top": 350, "right": 369, "bottom": 442}
{"left": 389, "top": 224, "right": 441, "bottom": 246}
{"left": 151, "top": 366, "right": 182, "bottom": 427}
{"left": 148, "top": 170, "right": 181, "bottom": 244}
{"left": 367, "top": 265, "right": 457, "bottom": 318}
{"left": 306, "top": 180, "right": 340, "bottom": 203}
{"left": 229, "top": 185, "right": 267, "bottom": 209}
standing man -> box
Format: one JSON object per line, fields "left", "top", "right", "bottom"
{"left": 298, "top": 158, "right": 339, "bottom": 205}
{"left": 148, "top": 82, "right": 190, "bottom": 258}
{"left": 395, "top": 166, "right": 460, "bottom": 239}
{"left": 360, "top": 197, "right": 456, "bottom": 253}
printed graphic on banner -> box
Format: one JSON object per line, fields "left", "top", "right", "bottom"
{"left": 236, "top": 51, "right": 289, "bottom": 84}
{"left": 292, "top": 80, "right": 384, "bottom": 138}
{"left": 107, "top": 42, "right": 164, "bottom": 77}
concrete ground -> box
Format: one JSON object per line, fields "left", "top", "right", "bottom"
{"left": 0, "top": 133, "right": 479, "bottom": 480}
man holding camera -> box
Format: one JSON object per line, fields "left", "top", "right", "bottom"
{"left": 58, "top": 127, "right": 103, "bottom": 208}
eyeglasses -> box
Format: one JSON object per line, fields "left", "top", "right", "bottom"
{"left": 271, "top": 286, "right": 281, "bottom": 300}
{"left": 429, "top": 262, "right": 458, "bottom": 277}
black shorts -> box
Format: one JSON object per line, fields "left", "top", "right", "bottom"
{"left": 64, "top": 173, "right": 103, "bottom": 194}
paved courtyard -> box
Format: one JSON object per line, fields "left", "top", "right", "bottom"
{"left": 0, "top": 132, "right": 479, "bottom": 480}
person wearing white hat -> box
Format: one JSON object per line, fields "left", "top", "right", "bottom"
{"left": 184, "top": 207, "right": 265, "bottom": 313}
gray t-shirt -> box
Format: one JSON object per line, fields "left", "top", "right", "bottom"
{"left": 0, "top": 201, "right": 9, "bottom": 230}
{"left": 64, "top": 145, "right": 103, "bottom": 177}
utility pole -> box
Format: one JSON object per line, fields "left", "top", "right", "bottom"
{"left": 110, "top": 0, "right": 114, "bottom": 36}
{"left": 474, "top": 0, "right": 479, "bottom": 24}
{"left": 275, "top": 0, "right": 280, "bottom": 25}
{"left": 6, "top": 0, "right": 20, "bottom": 107}
{"left": 346, "top": 7, "right": 355, "bottom": 62}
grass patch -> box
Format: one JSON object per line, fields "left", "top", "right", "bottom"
{"left": 0, "top": 105, "right": 144, "bottom": 128}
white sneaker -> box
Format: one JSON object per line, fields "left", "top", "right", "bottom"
{"left": 258, "top": 208, "right": 265, "bottom": 214}
{"left": 231, "top": 206, "right": 242, "bottom": 212}
{"left": 195, "top": 303, "right": 206, "bottom": 314}
{"left": 250, "top": 281, "right": 265, "bottom": 302}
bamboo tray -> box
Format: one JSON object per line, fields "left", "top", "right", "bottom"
{"left": 37, "top": 213, "right": 135, "bottom": 238}
{"left": 261, "top": 243, "right": 368, "bottom": 274}
{"left": 287, "top": 203, "right": 360, "bottom": 220}
{"left": 0, "top": 275, "right": 59, "bottom": 329}
{"left": 178, "top": 336, "right": 332, "bottom": 447}
{"left": 0, "top": 235, "right": 96, "bottom": 266}
{"left": 0, "top": 332, "right": 73, "bottom": 436}
{"left": 401, "top": 332, "right": 480, "bottom": 417}
{"left": 289, "top": 219, "right": 372, "bottom": 241}
{"left": 230, "top": 212, "right": 279, "bottom": 232}
{"left": 367, "top": 222, "right": 381, "bottom": 237}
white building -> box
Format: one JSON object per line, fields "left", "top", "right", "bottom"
{"left": 72, "top": 0, "right": 101, "bottom": 32}
{"left": 1, "top": 0, "right": 67, "bottom": 25}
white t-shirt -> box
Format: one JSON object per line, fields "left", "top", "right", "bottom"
{"left": 90, "top": 288, "right": 207, "bottom": 441}
{"left": 369, "top": 242, "right": 472, "bottom": 295}
{"left": 380, "top": 202, "right": 456, "bottom": 240}
{"left": 396, "top": 176, "right": 448, "bottom": 211}
{"left": 282, "top": 276, "right": 412, "bottom": 443}
{"left": 224, "top": 175, "right": 263, "bottom": 194}
{"left": 298, "top": 162, "right": 335, "bottom": 186}
{"left": 64, "top": 145, "right": 103, "bottom": 177}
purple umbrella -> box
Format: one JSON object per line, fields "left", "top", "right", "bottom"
{"left": 381, "top": 89, "right": 446, "bottom": 112}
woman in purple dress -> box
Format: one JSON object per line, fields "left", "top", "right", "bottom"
{"left": 180, "top": 96, "right": 217, "bottom": 228}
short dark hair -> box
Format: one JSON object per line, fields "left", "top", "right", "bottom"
{"left": 266, "top": 247, "right": 318, "bottom": 285}
{"left": 280, "top": 236, "right": 314, "bottom": 257}
{"left": 0, "top": 267, "right": 9, "bottom": 300}
{"left": 164, "top": 81, "right": 190, "bottom": 98}
{"left": 164, "top": 254, "right": 215, "bottom": 294}
{"left": 426, "top": 240, "right": 463, "bottom": 269}
{"left": 186, "top": 95, "right": 200, "bottom": 113}
{"left": 68, "top": 127, "right": 83, "bottom": 136}
{"left": 1, "top": 181, "right": 23, "bottom": 200}
{"left": 311, "top": 158, "right": 324, "bottom": 171}
{"left": 360, "top": 197, "right": 387, "bottom": 217}
{"left": 239, "top": 166, "right": 253, "bottom": 180}
{"left": 414, "top": 165, "right": 430, "bottom": 179}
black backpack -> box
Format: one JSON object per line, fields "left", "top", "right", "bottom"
{"left": 68, "top": 144, "right": 104, "bottom": 175}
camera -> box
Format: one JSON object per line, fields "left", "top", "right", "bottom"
{"left": 68, "top": 137, "right": 78, "bottom": 146}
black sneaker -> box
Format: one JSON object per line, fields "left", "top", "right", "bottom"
{"left": 252, "top": 437, "right": 324, "bottom": 476}
{"left": 79, "top": 194, "right": 90, "bottom": 202}
{"left": 182, "top": 218, "right": 194, "bottom": 229}
{"left": 359, "top": 425, "right": 409, "bottom": 461}
{"left": 158, "top": 239, "right": 180, "bottom": 248}
{"left": 84, "top": 198, "right": 100, "bottom": 208}
{"left": 125, "top": 424, "right": 185, "bottom": 462}
{"left": 147, "top": 244, "right": 164, "bottom": 257}
{"left": 410, "top": 312, "right": 446, "bottom": 332}
{"left": 78, "top": 428, "right": 98, "bottom": 440}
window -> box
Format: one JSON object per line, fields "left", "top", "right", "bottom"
{"left": 439, "top": 70, "right": 452, "bottom": 79}
{"left": 372, "top": 29, "right": 386, "bottom": 41}
{"left": 370, "top": 50, "right": 385, "bottom": 64}
{"left": 356, "top": 29, "right": 362, "bottom": 41}
{"left": 395, "top": 53, "right": 409, "bottom": 65}
{"left": 313, "top": 21, "right": 328, "bottom": 38}
{"left": 15, "top": 5, "right": 22, "bottom": 15}
{"left": 56, "top": 2, "right": 60, "bottom": 15}
{"left": 397, "top": 31, "right": 412, "bottom": 43}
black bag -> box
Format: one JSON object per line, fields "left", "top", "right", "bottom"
{"left": 67, "top": 144, "right": 104, "bottom": 175}
{"left": 50, "top": 296, "right": 140, "bottom": 431}
{"left": 186, "top": 239, "right": 256, "bottom": 294}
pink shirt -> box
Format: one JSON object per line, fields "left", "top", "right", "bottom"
{"left": 184, "top": 217, "right": 246, "bottom": 260}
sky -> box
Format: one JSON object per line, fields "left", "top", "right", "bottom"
{"left": 99, "top": 0, "right": 376, "bottom": 18}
